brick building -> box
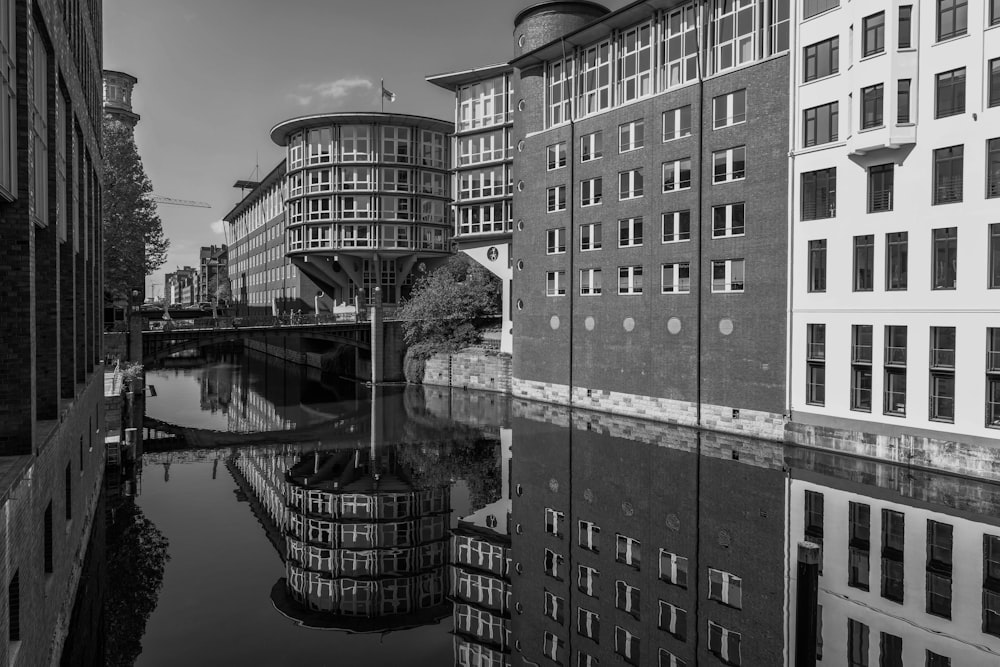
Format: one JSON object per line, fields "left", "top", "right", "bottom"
{"left": 0, "top": 0, "right": 106, "bottom": 663}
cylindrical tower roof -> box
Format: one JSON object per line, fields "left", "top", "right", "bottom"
{"left": 513, "top": 0, "right": 609, "bottom": 55}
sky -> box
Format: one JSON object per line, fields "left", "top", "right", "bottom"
{"left": 103, "top": 0, "right": 631, "bottom": 298}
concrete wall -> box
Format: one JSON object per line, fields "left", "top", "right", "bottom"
{"left": 422, "top": 349, "right": 512, "bottom": 394}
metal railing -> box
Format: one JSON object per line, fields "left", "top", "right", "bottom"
{"left": 868, "top": 189, "right": 893, "bottom": 212}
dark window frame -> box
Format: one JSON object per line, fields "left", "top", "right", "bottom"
{"left": 801, "top": 168, "right": 836, "bottom": 219}
{"left": 935, "top": 68, "right": 966, "bottom": 119}
{"left": 862, "top": 84, "right": 884, "bottom": 129}
{"left": 937, "top": 0, "right": 968, "bottom": 41}
{"left": 863, "top": 12, "right": 885, "bottom": 57}
{"left": 933, "top": 145, "right": 963, "bottom": 205}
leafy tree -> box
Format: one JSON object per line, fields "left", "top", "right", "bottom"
{"left": 103, "top": 119, "right": 169, "bottom": 305}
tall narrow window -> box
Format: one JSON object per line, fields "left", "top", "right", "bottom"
{"left": 615, "top": 626, "right": 641, "bottom": 666}
{"left": 658, "top": 601, "right": 686, "bottom": 641}
{"left": 880, "top": 633, "right": 903, "bottom": 667}
{"left": 884, "top": 325, "right": 907, "bottom": 416}
{"left": 926, "top": 520, "right": 953, "bottom": 618}
{"left": 881, "top": 510, "right": 905, "bottom": 603}
{"left": 863, "top": 12, "right": 885, "bottom": 57}
{"left": 579, "top": 521, "right": 600, "bottom": 551}
{"left": 619, "top": 169, "right": 643, "bottom": 200}
{"left": 619, "top": 217, "right": 643, "bottom": 248}
{"left": 984, "top": 535, "right": 1000, "bottom": 635}
{"left": 7, "top": 570, "right": 18, "bottom": 642}
{"left": 848, "top": 619, "right": 869, "bottom": 667}
{"left": 662, "top": 158, "right": 692, "bottom": 192}
{"left": 993, "top": 0, "right": 1000, "bottom": 26}
{"left": 547, "top": 142, "right": 566, "bottom": 170}
{"left": 578, "top": 41, "right": 612, "bottom": 116}
{"left": 64, "top": 463, "right": 72, "bottom": 521}
{"left": 897, "top": 80, "right": 911, "bottom": 124}
{"left": 578, "top": 608, "right": 600, "bottom": 640}
{"left": 853, "top": 235, "right": 874, "bottom": 292}
{"left": 935, "top": 68, "right": 966, "bottom": 118}
{"left": 930, "top": 327, "right": 956, "bottom": 423}
{"left": 616, "top": 535, "right": 641, "bottom": 568}
{"left": 989, "top": 329, "right": 1000, "bottom": 429}
{"left": 708, "top": 622, "right": 741, "bottom": 666}
{"left": 546, "top": 272, "right": 566, "bottom": 297}
{"left": 44, "top": 502, "right": 53, "bottom": 574}
{"left": 990, "top": 224, "right": 1000, "bottom": 288}
{"left": 801, "top": 168, "right": 836, "bottom": 220}
{"left": 885, "top": 232, "right": 908, "bottom": 291}
{"left": 615, "top": 580, "right": 640, "bottom": 618}
{"left": 804, "top": 490, "right": 825, "bottom": 572}
{"left": 862, "top": 84, "right": 884, "bottom": 129}
{"left": 868, "top": 164, "right": 893, "bottom": 212}
{"left": 989, "top": 58, "right": 1000, "bottom": 108}
{"left": 988, "top": 139, "right": 1000, "bottom": 199}
{"left": 581, "top": 177, "right": 603, "bottom": 207}
{"left": 544, "top": 590, "right": 565, "bottom": 624}
{"left": 898, "top": 6, "right": 912, "bottom": 48}
{"left": 937, "top": 0, "right": 968, "bottom": 41}
{"left": 849, "top": 502, "right": 871, "bottom": 591}
{"left": 712, "top": 146, "right": 746, "bottom": 183}
{"left": 852, "top": 325, "right": 874, "bottom": 412}
{"left": 933, "top": 146, "right": 963, "bottom": 204}
{"left": 659, "top": 550, "right": 688, "bottom": 587}
{"left": 932, "top": 227, "right": 957, "bottom": 290}
{"left": 806, "top": 324, "right": 826, "bottom": 406}
{"left": 581, "top": 131, "right": 603, "bottom": 162}
{"left": 547, "top": 228, "right": 566, "bottom": 255}
{"left": 808, "top": 240, "right": 827, "bottom": 292}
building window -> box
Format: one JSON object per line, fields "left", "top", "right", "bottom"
{"left": 7, "top": 571, "right": 18, "bottom": 643}
{"left": 548, "top": 57, "right": 572, "bottom": 126}
{"left": 544, "top": 549, "right": 563, "bottom": 579}
{"left": 852, "top": 326, "right": 874, "bottom": 412}
{"left": 711, "top": 259, "right": 745, "bottom": 293}
{"left": 578, "top": 40, "right": 612, "bottom": 116}
{"left": 933, "top": 146, "right": 963, "bottom": 204}
{"left": 935, "top": 68, "right": 965, "bottom": 118}
{"left": 898, "top": 6, "right": 912, "bottom": 48}
{"left": 990, "top": 224, "right": 1000, "bottom": 288}
{"left": 897, "top": 79, "right": 911, "bottom": 123}
{"left": 848, "top": 502, "right": 871, "bottom": 591}
{"left": 578, "top": 565, "right": 598, "bottom": 596}
{"left": 659, "top": 550, "right": 688, "bottom": 587}
{"left": 932, "top": 227, "right": 958, "bottom": 290}
{"left": 659, "top": 649, "right": 687, "bottom": 667}
{"left": 618, "top": 266, "right": 643, "bottom": 295}
{"left": 619, "top": 169, "right": 643, "bottom": 200}
{"left": 708, "top": 569, "right": 743, "bottom": 609}
{"left": 548, "top": 185, "right": 567, "bottom": 212}
{"left": 853, "top": 235, "right": 875, "bottom": 292}
{"left": 615, "top": 580, "right": 640, "bottom": 618}
{"left": 713, "top": 89, "right": 746, "bottom": 129}
{"left": 544, "top": 590, "right": 565, "bottom": 624}
{"left": 803, "top": 103, "right": 839, "bottom": 147}
{"left": 937, "top": 0, "right": 967, "bottom": 41}
{"left": 708, "top": 622, "right": 741, "bottom": 666}
{"left": 804, "top": 491, "right": 825, "bottom": 572}
{"left": 881, "top": 510, "right": 905, "bottom": 604}
{"left": 990, "top": 329, "right": 1000, "bottom": 428}
{"left": 662, "top": 158, "right": 692, "bottom": 192}
{"left": 861, "top": 84, "right": 884, "bottom": 129}
{"left": 658, "top": 601, "right": 686, "bottom": 641}
{"left": 885, "top": 232, "right": 908, "bottom": 291}
{"left": 44, "top": 501, "right": 53, "bottom": 573}
{"left": 547, "top": 142, "right": 567, "bottom": 170}
{"left": 614, "top": 627, "right": 640, "bottom": 666}
{"left": 579, "top": 521, "right": 600, "bottom": 551}
{"left": 581, "top": 222, "right": 602, "bottom": 251}
{"left": 712, "top": 146, "right": 746, "bottom": 183}
{"left": 619, "top": 120, "right": 645, "bottom": 153}
{"left": 547, "top": 228, "right": 566, "bottom": 255}
{"left": 929, "top": 327, "right": 956, "bottom": 423}
{"left": 848, "top": 618, "right": 869, "bottom": 667}
{"left": 543, "top": 631, "right": 564, "bottom": 664}
{"left": 927, "top": 520, "right": 953, "bottom": 618}
{"left": 879, "top": 633, "right": 903, "bottom": 667}
{"left": 663, "top": 5, "right": 699, "bottom": 87}
{"left": 803, "top": 37, "right": 839, "bottom": 82}
{"left": 802, "top": 168, "right": 836, "bottom": 219}
{"left": 804, "top": 0, "right": 838, "bottom": 20}
{"left": 712, "top": 203, "right": 745, "bottom": 238}
{"left": 578, "top": 608, "right": 599, "bottom": 641}
{"left": 663, "top": 105, "right": 691, "bottom": 141}
{"left": 984, "top": 535, "right": 1000, "bottom": 635}
{"left": 989, "top": 139, "right": 1000, "bottom": 199}
{"left": 581, "top": 178, "right": 603, "bottom": 207}
{"left": 926, "top": 651, "right": 951, "bottom": 667}
{"left": 868, "top": 164, "right": 893, "bottom": 212}
{"left": 991, "top": 59, "right": 1000, "bottom": 109}
{"left": 884, "top": 325, "right": 907, "bottom": 416}
{"left": 711, "top": 0, "right": 755, "bottom": 73}
{"left": 662, "top": 210, "right": 690, "bottom": 243}
{"left": 545, "top": 508, "right": 564, "bottom": 536}
{"left": 993, "top": 0, "right": 1000, "bottom": 25}
{"left": 618, "top": 23, "right": 653, "bottom": 102}
{"left": 546, "top": 272, "right": 566, "bottom": 297}
{"left": 863, "top": 12, "right": 885, "bottom": 57}
{"left": 580, "top": 269, "right": 602, "bottom": 296}
{"left": 616, "top": 534, "right": 640, "bottom": 568}
{"left": 619, "top": 217, "right": 643, "bottom": 247}
{"left": 64, "top": 463, "right": 71, "bottom": 521}
{"left": 581, "top": 131, "right": 603, "bottom": 162}
{"left": 662, "top": 263, "right": 691, "bottom": 294}
{"left": 806, "top": 324, "right": 826, "bottom": 406}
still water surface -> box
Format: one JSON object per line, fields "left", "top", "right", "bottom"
{"left": 121, "top": 348, "right": 1000, "bottom": 666}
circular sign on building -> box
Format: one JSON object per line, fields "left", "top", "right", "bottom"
{"left": 487, "top": 246, "right": 499, "bottom": 262}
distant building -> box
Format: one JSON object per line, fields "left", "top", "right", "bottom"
{"left": 0, "top": 0, "right": 107, "bottom": 662}
{"left": 197, "top": 244, "right": 228, "bottom": 305}
{"left": 102, "top": 69, "right": 140, "bottom": 128}
{"left": 165, "top": 266, "right": 198, "bottom": 305}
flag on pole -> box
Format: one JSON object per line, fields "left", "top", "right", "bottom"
{"left": 381, "top": 83, "right": 396, "bottom": 103}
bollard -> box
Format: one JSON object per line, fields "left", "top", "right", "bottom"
{"left": 795, "top": 541, "right": 820, "bottom": 667}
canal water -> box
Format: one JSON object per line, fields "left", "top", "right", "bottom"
{"left": 99, "top": 346, "right": 1000, "bottom": 666}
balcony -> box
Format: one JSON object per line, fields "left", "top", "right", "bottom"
{"left": 848, "top": 124, "right": 916, "bottom": 156}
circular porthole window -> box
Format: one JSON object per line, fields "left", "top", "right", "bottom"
{"left": 516, "top": 299, "right": 524, "bottom": 311}
{"left": 516, "top": 219, "right": 524, "bottom": 231}
{"left": 517, "top": 180, "right": 525, "bottom": 192}
{"left": 517, "top": 34, "right": 526, "bottom": 48}
{"left": 515, "top": 483, "right": 523, "bottom": 496}
{"left": 516, "top": 260, "right": 524, "bottom": 271}
{"left": 517, "top": 99, "right": 526, "bottom": 111}
{"left": 517, "top": 139, "right": 525, "bottom": 152}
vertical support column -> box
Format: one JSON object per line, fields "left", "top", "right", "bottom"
{"left": 35, "top": 219, "right": 60, "bottom": 418}
{"left": 370, "top": 286, "right": 383, "bottom": 384}
{"left": 795, "top": 541, "right": 820, "bottom": 667}
{"left": 60, "top": 127, "right": 77, "bottom": 396}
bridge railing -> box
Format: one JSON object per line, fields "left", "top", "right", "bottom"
{"left": 143, "top": 311, "right": 375, "bottom": 332}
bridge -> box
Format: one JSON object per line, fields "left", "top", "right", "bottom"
{"left": 141, "top": 318, "right": 405, "bottom": 382}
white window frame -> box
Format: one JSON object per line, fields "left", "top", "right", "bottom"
{"left": 547, "top": 228, "right": 566, "bottom": 255}
{"left": 615, "top": 626, "right": 640, "bottom": 663}
{"left": 659, "top": 549, "right": 688, "bottom": 586}
{"left": 658, "top": 600, "right": 686, "bottom": 637}
{"left": 713, "top": 146, "right": 746, "bottom": 183}
{"left": 615, "top": 580, "right": 640, "bottom": 615}
{"left": 547, "top": 142, "right": 567, "bottom": 170}
{"left": 713, "top": 89, "right": 747, "bottom": 129}
{"left": 578, "top": 41, "right": 612, "bottom": 117}
{"left": 548, "top": 56, "right": 573, "bottom": 127}
{"left": 662, "top": 5, "right": 699, "bottom": 89}
{"left": 581, "top": 131, "right": 603, "bottom": 162}
{"left": 307, "top": 169, "right": 332, "bottom": 193}
{"left": 578, "top": 608, "right": 600, "bottom": 640}
{"left": 708, "top": 568, "right": 743, "bottom": 608}
{"left": 382, "top": 126, "right": 411, "bottom": 164}
{"left": 663, "top": 158, "right": 692, "bottom": 192}
{"left": 619, "top": 265, "right": 643, "bottom": 295}
{"left": 544, "top": 548, "right": 562, "bottom": 578}
{"left": 548, "top": 185, "right": 567, "bottom": 212}
{"left": 662, "top": 210, "right": 691, "bottom": 243}
{"left": 619, "top": 217, "right": 643, "bottom": 248}
{"left": 712, "top": 0, "right": 756, "bottom": 74}
{"left": 579, "top": 520, "right": 600, "bottom": 549}
{"left": 619, "top": 119, "right": 645, "bottom": 153}
{"left": 546, "top": 271, "right": 567, "bottom": 297}
{"left": 578, "top": 565, "right": 598, "bottom": 596}
{"left": 543, "top": 631, "right": 563, "bottom": 663}
{"left": 618, "top": 22, "right": 653, "bottom": 103}
{"left": 581, "top": 177, "right": 603, "bottom": 207}
{"left": 619, "top": 169, "right": 643, "bottom": 200}
{"left": 580, "top": 268, "right": 602, "bottom": 296}
{"left": 663, "top": 105, "right": 692, "bottom": 141}
{"left": 617, "top": 534, "right": 640, "bottom": 566}
{"left": 580, "top": 222, "right": 602, "bottom": 251}
{"left": 708, "top": 621, "right": 742, "bottom": 665}
{"left": 662, "top": 263, "right": 691, "bottom": 294}
{"left": 712, "top": 202, "right": 746, "bottom": 238}
{"left": 340, "top": 125, "right": 371, "bottom": 162}
{"left": 711, "top": 259, "right": 746, "bottom": 293}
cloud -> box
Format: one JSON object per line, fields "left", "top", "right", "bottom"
{"left": 209, "top": 220, "right": 226, "bottom": 235}
{"left": 288, "top": 77, "right": 373, "bottom": 107}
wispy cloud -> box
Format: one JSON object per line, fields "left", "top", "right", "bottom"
{"left": 288, "top": 77, "right": 374, "bottom": 107}
{"left": 209, "top": 220, "right": 226, "bottom": 235}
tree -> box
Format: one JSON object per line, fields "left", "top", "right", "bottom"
{"left": 103, "top": 119, "right": 169, "bottom": 305}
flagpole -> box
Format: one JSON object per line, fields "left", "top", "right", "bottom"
{"left": 380, "top": 78, "right": 384, "bottom": 113}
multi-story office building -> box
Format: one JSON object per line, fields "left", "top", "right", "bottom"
{"left": 496, "top": 0, "right": 792, "bottom": 440}
{"left": 427, "top": 66, "right": 516, "bottom": 354}
{"left": 102, "top": 69, "right": 139, "bottom": 128}
{"left": 197, "top": 244, "right": 228, "bottom": 306}
{"left": 164, "top": 266, "right": 197, "bottom": 306}
{"left": 0, "top": 0, "right": 107, "bottom": 662}
{"left": 789, "top": 1, "right": 1000, "bottom": 448}
{"left": 267, "top": 112, "right": 453, "bottom": 310}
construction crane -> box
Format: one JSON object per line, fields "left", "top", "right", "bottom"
{"left": 148, "top": 194, "right": 211, "bottom": 208}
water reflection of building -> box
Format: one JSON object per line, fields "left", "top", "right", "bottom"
{"left": 451, "top": 430, "right": 513, "bottom": 666}
{"left": 787, "top": 449, "right": 1000, "bottom": 664}
{"left": 509, "top": 403, "right": 787, "bottom": 667}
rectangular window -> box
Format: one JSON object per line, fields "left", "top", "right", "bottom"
{"left": 713, "top": 89, "right": 746, "bottom": 129}
{"left": 7, "top": 571, "right": 18, "bottom": 643}
{"left": 619, "top": 119, "right": 645, "bottom": 152}
{"left": 713, "top": 146, "right": 746, "bottom": 183}
{"left": 985, "top": 535, "right": 1000, "bottom": 634}
{"left": 618, "top": 266, "right": 643, "bottom": 295}
{"left": 708, "top": 569, "right": 743, "bottom": 609}
{"left": 885, "top": 232, "right": 908, "bottom": 291}
{"left": 885, "top": 325, "right": 907, "bottom": 416}
{"left": 990, "top": 329, "right": 1000, "bottom": 428}
{"left": 927, "top": 651, "right": 951, "bottom": 667}
{"left": 880, "top": 633, "right": 903, "bottom": 667}
{"left": 804, "top": 0, "right": 838, "bottom": 20}
{"left": 989, "top": 139, "right": 1000, "bottom": 199}
{"left": 801, "top": 168, "right": 837, "bottom": 219}
{"left": 619, "top": 217, "right": 643, "bottom": 247}
{"left": 547, "top": 228, "right": 566, "bottom": 255}
{"left": 547, "top": 142, "right": 567, "bottom": 170}
{"left": 581, "top": 178, "right": 603, "bottom": 207}
{"left": 544, "top": 590, "right": 565, "bottom": 624}
{"left": 937, "top": 0, "right": 968, "bottom": 41}
{"left": 662, "top": 158, "right": 692, "bottom": 192}
{"left": 927, "top": 520, "right": 953, "bottom": 618}
{"left": 804, "top": 491, "right": 825, "bottom": 572}
{"left": 663, "top": 105, "right": 691, "bottom": 141}
{"left": 934, "top": 146, "right": 963, "bottom": 204}
{"left": 64, "top": 463, "right": 71, "bottom": 521}
{"left": 708, "top": 622, "right": 741, "bottom": 666}
{"left": 548, "top": 185, "right": 567, "bottom": 212}
{"left": 581, "top": 131, "right": 603, "bottom": 162}
{"left": 544, "top": 549, "right": 563, "bottom": 579}
{"left": 578, "top": 40, "right": 612, "bottom": 116}
{"left": 862, "top": 84, "right": 884, "bottom": 129}
{"left": 848, "top": 619, "right": 869, "bottom": 667}
{"left": 849, "top": 502, "right": 871, "bottom": 591}
{"left": 863, "top": 12, "right": 885, "bottom": 57}
{"left": 853, "top": 235, "right": 875, "bottom": 292}
{"left": 546, "top": 272, "right": 566, "bottom": 297}
{"left": 659, "top": 550, "right": 688, "bottom": 587}
{"left": 662, "top": 5, "right": 699, "bottom": 87}
{"left": 44, "top": 502, "right": 53, "bottom": 574}
{"left": 803, "top": 37, "right": 839, "bottom": 82}
{"left": 659, "top": 649, "right": 687, "bottom": 667}
{"left": 548, "top": 57, "right": 573, "bottom": 126}
{"left": 804, "top": 103, "right": 839, "bottom": 147}
{"left": 935, "top": 68, "right": 966, "bottom": 118}
{"left": 993, "top": 0, "right": 1000, "bottom": 25}
{"left": 990, "top": 224, "right": 1000, "bottom": 288}
{"left": 932, "top": 227, "right": 957, "bottom": 290}
{"left": 580, "top": 269, "right": 602, "bottom": 296}
{"left": 579, "top": 521, "right": 600, "bottom": 551}
{"left": 662, "top": 263, "right": 691, "bottom": 294}
{"left": 616, "top": 534, "right": 640, "bottom": 568}
{"left": 852, "top": 325, "right": 874, "bottom": 412}
{"left": 930, "top": 327, "right": 956, "bottom": 423}
{"left": 618, "top": 23, "right": 653, "bottom": 103}
{"left": 614, "top": 626, "right": 640, "bottom": 666}
{"left": 712, "top": 259, "right": 745, "bottom": 293}
{"left": 808, "top": 240, "right": 827, "bottom": 292}
{"left": 712, "top": 203, "right": 745, "bottom": 238}
{"left": 543, "top": 631, "right": 564, "bottom": 663}
{"left": 898, "top": 6, "right": 912, "bottom": 48}
{"left": 577, "top": 608, "right": 599, "bottom": 640}
{"left": 662, "top": 210, "right": 690, "bottom": 243}
{"left": 615, "top": 580, "right": 640, "bottom": 617}
{"left": 897, "top": 79, "right": 911, "bottom": 123}
{"left": 881, "top": 509, "right": 905, "bottom": 603}
{"left": 581, "top": 222, "right": 602, "bottom": 251}
{"left": 578, "top": 565, "right": 598, "bottom": 596}
{"left": 807, "top": 324, "right": 826, "bottom": 406}
{"left": 991, "top": 59, "right": 1000, "bottom": 108}
{"left": 658, "top": 601, "right": 686, "bottom": 641}
{"left": 868, "top": 164, "right": 893, "bottom": 212}
{"left": 619, "top": 169, "right": 643, "bottom": 200}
